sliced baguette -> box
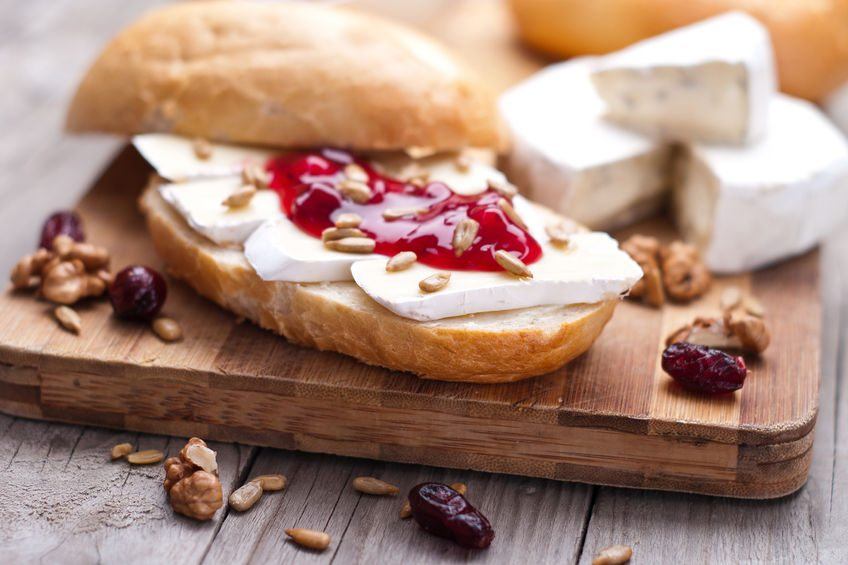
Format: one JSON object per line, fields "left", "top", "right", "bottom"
{"left": 139, "top": 184, "right": 619, "bottom": 383}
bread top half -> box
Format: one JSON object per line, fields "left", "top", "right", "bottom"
{"left": 66, "top": 2, "right": 505, "bottom": 152}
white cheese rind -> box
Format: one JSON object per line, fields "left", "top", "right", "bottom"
{"left": 243, "top": 217, "right": 379, "bottom": 283}
{"left": 674, "top": 94, "right": 848, "bottom": 273}
{"left": 351, "top": 233, "right": 642, "bottom": 321}
{"left": 159, "top": 179, "right": 283, "bottom": 246}
{"left": 825, "top": 81, "right": 848, "bottom": 137}
{"left": 591, "top": 12, "right": 775, "bottom": 144}
{"left": 133, "top": 134, "right": 275, "bottom": 181}
{"left": 500, "top": 58, "right": 670, "bottom": 231}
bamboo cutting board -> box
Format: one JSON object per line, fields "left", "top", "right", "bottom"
{"left": 0, "top": 0, "right": 821, "bottom": 498}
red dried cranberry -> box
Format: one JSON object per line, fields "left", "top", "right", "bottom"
{"left": 408, "top": 482, "right": 494, "bottom": 549}
{"left": 108, "top": 266, "right": 167, "bottom": 320}
{"left": 39, "top": 211, "right": 84, "bottom": 249}
{"left": 662, "top": 342, "right": 747, "bottom": 394}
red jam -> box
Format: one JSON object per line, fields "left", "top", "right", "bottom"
{"left": 265, "top": 149, "right": 542, "bottom": 271}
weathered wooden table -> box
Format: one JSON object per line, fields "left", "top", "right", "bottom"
{"left": 1, "top": 0, "right": 846, "bottom": 562}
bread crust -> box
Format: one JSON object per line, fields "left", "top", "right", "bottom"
{"left": 67, "top": 2, "right": 504, "bottom": 151}
{"left": 508, "top": 0, "right": 848, "bottom": 101}
{"left": 139, "top": 185, "right": 618, "bottom": 383}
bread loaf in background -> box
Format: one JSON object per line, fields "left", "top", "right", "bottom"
{"left": 508, "top": 0, "right": 848, "bottom": 101}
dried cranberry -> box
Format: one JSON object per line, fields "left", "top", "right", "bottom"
{"left": 662, "top": 342, "right": 747, "bottom": 394}
{"left": 408, "top": 482, "right": 494, "bottom": 549}
{"left": 39, "top": 211, "right": 84, "bottom": 249}
{"left": 108, "top": 266, "right": 167, "bottom": 320}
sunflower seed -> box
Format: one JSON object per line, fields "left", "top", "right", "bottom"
{"left": 285, "top": 528, "right": 331, "bottom": 551}
{"left": 382, "top": 207, "right": 424, "bottom": 221}
{"left": 321, "top": 227, "right": 366, "bottom": 242}
{"left": 488, "top": 178, "right": 518, "bottom": 198}
{"left": 334, "top": 213, "right": 363, "bottom": 229}
{"left": 222, "top": 185, "right": 257, "bottom": 208}
{"left": 454, "top": 154, "right": 472, "bottom": 172}
{"left": 192, "top": 137, "right": 213, "bottom": 160}
{"left": 494, "top": 250, "right": 533, "bottom": 278}
{"left": 592, "top": 544, "right": 633, "bottom": 565}
{"left": 110, "top": 443, "right": 133, "bottom": 460}
{"left": 398, "top": 163, "right": 430, "bottom": 184}
{"left": 399, "top": 499, "right": 412, "bottom": 519}
{"left": 152, "top": 317, "right": 183, "bottom": 342}
{"left": 546, "top": 221, "right": 577, "bottom": 246}
{"left": 127, "top": 449, "right": 165, "bottom": 465}
{"left": 324, "top": 237, "right": 376, "bottom": 254}
{"left": 419, "top": 272, "right": 451, "bottom": 293}
{"left": 386, "top": 251, "right": 417, "bottom": 272}
{"left": 338, "top": 179, "right": 372, "bottom": 203}
{"left": 452, "top": 218, "right": 479, "bottom": 257}
{"left": 54, "top": 305, "right": 81, "bottom": 334}
{"left": 344, "top": 163, "right": 369, "bottom": 183}
{"left": 497, "top": 198, "right": 528, "bottom": 230}
{"left": 450, "top": 482, "right": 467, "bottom": 495}
{"left": 229, "top": 481, "right": 263, "bottom": 512}
{"left": 250, "top": 474, "right": 287, "bottom": 491}
{"left": 352, "top": 476, "right": 399, "bottom": 496}
{"left": 241, "top": 162, "right": 270, "bottom": 188}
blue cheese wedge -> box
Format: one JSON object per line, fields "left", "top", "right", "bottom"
{"left": 590, "top": 12, "right": 775, "bottom": 145}
{"left": 500, "top": 58, "right": 671, "bottom": 231}
{"left": 674, "top": 95, "right": 848, "bottom": 273}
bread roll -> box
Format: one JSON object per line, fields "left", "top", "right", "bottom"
{"left": 508, "top": 0, "right": 848, "bottom": 101}
{"left": 68, "top": 1, "right": 504, "bottom": 151}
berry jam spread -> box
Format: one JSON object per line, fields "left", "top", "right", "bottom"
{"left": 265, "top": 149, "right": 542, "bottom": 271}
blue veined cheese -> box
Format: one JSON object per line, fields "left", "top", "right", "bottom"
{"left": 591, "top": 12, "right": 775, "bottom": 145}
{"left": 500, "top": 58, "right": 671, "bottom": 231}
{"left": 674, "top": 95, "right": 848, "bottom": 273}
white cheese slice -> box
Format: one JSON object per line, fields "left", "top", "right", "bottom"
{"left": 500, "top": 58, "right": 671, "bottom": 231}
{"left": 376, "top": 152, "right": 508, "bottom": 196}
{"left": 351, "top": 233, "right": 642, "bottom": 321}
{"left": 133, "top": 133, "right": 275, "bottom": 181}
{"left": 674, "top": 94, "right": 848, "bottom": 273}
{"left": 591, "top": 12, "right": 775, "bottom": 144}
{"left": 825, "top": 81, "right": 848, "bottom": 137}
{"left": 243, "top": 217, "right": 380, "bottom": 283}
{"left": 159, "top": 179, "right": 284, "bottom": 246}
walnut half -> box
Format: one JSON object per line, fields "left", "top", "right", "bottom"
{"left": 667, "top": 313, "right": 770, "bottom": 354}
{"left": 164, "top": 437, "right": 222, "bottom": 521}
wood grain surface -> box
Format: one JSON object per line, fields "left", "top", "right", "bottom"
{"left": 0, "top": 0, "right": 845, "bottom": 563}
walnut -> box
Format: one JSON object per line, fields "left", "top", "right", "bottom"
{"left": 41, "top": 260, "right": 104, "bottom": 305}
{"left": 10, "top": 248, "right": 54, "bottom": 289}
{"left": 727, "top": 313, "right": 771, "bottom": 353}
{"left": 621, "top": 235, "right": 665, "bottom": 307}
{"left": 660, "top": 241, "right": 711, "bottom": 302}
{"left": 163, "top": 456, "right": 194, "bottom": 492}
{"left": 164, "top": 438, "right": 222, "bottom": 520}
{"left": 667, "top": 313, "right": 770, "bottom": 354}
{"left": 169, "top": 471, "right": 223, "bottom": 521}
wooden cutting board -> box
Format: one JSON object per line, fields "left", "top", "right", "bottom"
{"left": 0, "top": 0, "right": 820, "bottom": 499}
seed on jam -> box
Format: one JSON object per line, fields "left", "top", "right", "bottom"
{"left": 264, "top": 150, "right": 542, "bottom": 272}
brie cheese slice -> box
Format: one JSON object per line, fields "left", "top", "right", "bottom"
{"left": 243, "top": 217, "right": 380, "bottom": 283}
{"left": 674, "top": 94, "right": 848, "bottom": 273}
{"left": 351, "top": 233, "right": 642, "bottom": 321}
{"left": 591, "top": 12, "right": 775, "bottom": 144}
{"left": 159, "top": 179, "right": 283, "bottom": 246}
{"left": 376, "top": 151, "right": 509, "bottom": 196}
{"left": 500, "top": 58, "right": 671, "bottom": 231}
{"left": 133, "top": 134, "right": 275, "bottom": 181}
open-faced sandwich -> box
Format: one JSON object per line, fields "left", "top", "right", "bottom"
{"left": 66, "top": 1, "right": 642, "bottom": 383}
